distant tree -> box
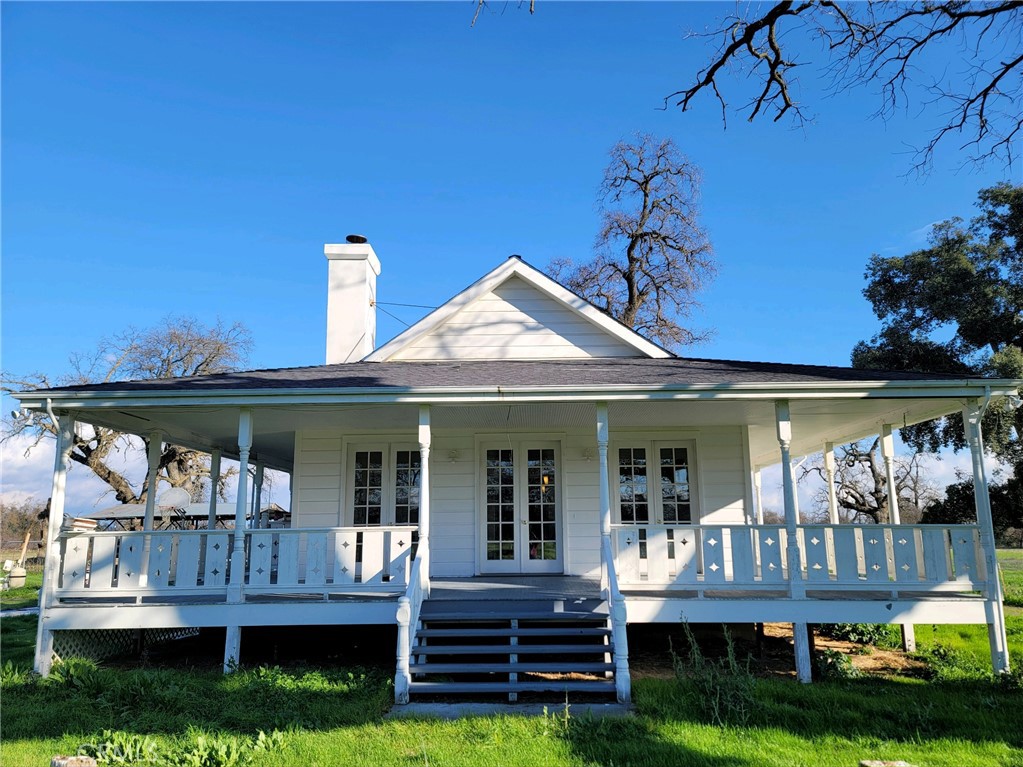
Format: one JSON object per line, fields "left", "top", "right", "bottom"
{"left": 2, "top": 316, "right": 252, "bottom": 506}
{"left": 851, "top": 182, "right": 1023, "bottom": 473}
{"left": 673, "top": 1, "right": 1023, "bottom": 172}
{"left": 550, "top": 134, "right": 715, "bottom": 349}
{"left": 0, "top": 497, "right": 46, "bottom": 551}
{"left": 923, "top": 474, "right": 1023, "bottom": 547}
{"left": 799, "top": 439, "right": 940, "bottom": 525}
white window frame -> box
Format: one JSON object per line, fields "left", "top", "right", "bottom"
{"left": 610, "top": 436, "right": 701, "bottom": 526}
{"left": 342, "top": 440, "right": 422, "bottom": 528}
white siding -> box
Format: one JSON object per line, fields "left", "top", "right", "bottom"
{"left": 289, "top": 424, "right": 750, "bottom": 578}
{"left": 392, "top": 276, "right": 637, "bottom": 360}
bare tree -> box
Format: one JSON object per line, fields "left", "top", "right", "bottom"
{"left": 672, "top": 1, "right": 1023, "bottom": 172}
{"left": 800, "top": 439, "right": 941, "bottom": 524}
{"left": 550, "top": 135, "right": 715, "bottom": 349}
{"left": 3, "top": 316, "right": 252, "bottom": 506}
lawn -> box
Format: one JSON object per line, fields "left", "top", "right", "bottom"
{"left": 998, "top": 548, "right": 1023, "bottom": 608}
{"left": 2, "top": 552, "right": 1021, "bottom": 767}
{"left": 1, "top": 569, "right": 43, "bottom": 610}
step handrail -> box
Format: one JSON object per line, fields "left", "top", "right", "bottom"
{"left": 602, "top": 534, "right": 631, "bottom": 704}
{"left": 395, "top": 553, "right": 427, "bottom": 704}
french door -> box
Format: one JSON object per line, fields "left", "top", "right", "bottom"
{"left": 479, "top": 441, "right": 563, "bottom": 574}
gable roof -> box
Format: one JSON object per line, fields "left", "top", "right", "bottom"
{"left": 364, "top": 256, "right": 671, "bottom": 361}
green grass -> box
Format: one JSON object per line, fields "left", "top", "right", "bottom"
{"left": 1, "top": 569, "right": 42, "bottom": 610}
{"left": 998, "top": 548, "right": 1023, "bottom": 608}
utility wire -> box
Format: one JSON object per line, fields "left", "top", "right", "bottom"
{"left": 375, "top": 301, "right": 439, "bottom": 310}
{"left": 376, "top": 304, "right": 413, "bottom": 327}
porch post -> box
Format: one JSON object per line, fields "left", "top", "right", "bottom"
{"left": 880, "top": 424, "right": 914, "bottom": 651}
{"left": 963, "top": 402, "right": 1010, "bottom": 674}
{"left": 880, "top": 425, "right": 901, "bottom": 525}
{"left": 227, "top": 410, "right": 252, "bottom": 604}
{"left": 823, "top": 442, "right": 839, "bottom": 524}
{"left": 596, "top": 402, "right": 611, "bottom": 592}
{"left": 253, "top": 462, "right": 265, "bottom": 528}
{"left": 207, "top": 449, "right": 221, "bottom": 529}
{"left": 418, "top": 405, "right": 432, "bottom": 594}
{"left": 775, "top": 400, "right": 811, "bottom": 683}
{"left": 753, "top": 469, "right": 764, "bottom": 525}
{"left": 138, "top": 431, "right": 163, "bottom": 589}
{"left": 35, "top": 411, "right": 75, "bottom": 675}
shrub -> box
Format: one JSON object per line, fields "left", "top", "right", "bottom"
{"left": 672, "top": 622, "right": 757, "bottom": 728}
{"left": 917, "top": 642, "right": 988, "bottom": 682}
{"left": 815, "top": 648, "right": 861, "bottom": 680}
{"left": 818, "top": 623, "right": 900, "bottom": 647}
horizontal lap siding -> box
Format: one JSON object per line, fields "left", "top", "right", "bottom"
{"left": 430, "top": 436, "right": 476, "bottom": 576}
{"left": 696, "top": 428, "right": 747, "bottom": 525}
{"left": 292, "top": 432, "right": 342, "bottom": 527}
{"left": 563, "top": 430, "right": 601, "bottom": 577}
{"left": 393, "top": 277, "right": 635, "bottom": 360}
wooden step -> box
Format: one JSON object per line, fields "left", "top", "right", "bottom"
{"left": 413, "top": 643, "right": 613, "bottom": 656}
{"left": 409, "top": 662, "right": 614, "bottom": 674}
{"left": 408, "top": 680, "right": 616, "bottom": 694}
{"left": 417, "top": 626, "right": 610, "bottom": 639}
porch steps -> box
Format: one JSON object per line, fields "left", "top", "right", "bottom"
{"left": 408, "top": 599, "right": 618, "bottom": 702}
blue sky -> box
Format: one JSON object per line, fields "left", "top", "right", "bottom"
{"left": 1, "top": 2, "right": 1018, "bottom": 511}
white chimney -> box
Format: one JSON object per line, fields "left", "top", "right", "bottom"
{"left": 324, "top": 236, "right": 381, "bottom": 364}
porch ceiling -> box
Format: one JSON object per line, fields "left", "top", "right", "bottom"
{"left": 62, "top": 395, "right": 967, "bottom": 471}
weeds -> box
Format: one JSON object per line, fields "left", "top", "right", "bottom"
{"left": 818, "top": 623, "right": 900, "bottom": 647}
{"left": 814, "top": 648, "right": 861, "bottom": 680}
{"left": 79, "top": 727, "right": 286, "bottom": 766}
{"left": 672, "top": 622, "right": 757, "bottom": 728}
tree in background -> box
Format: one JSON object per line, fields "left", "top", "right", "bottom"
{"left": 923, "top": 474, "right": 1023, "bottom": 547}
{"left": 2, "top": 316, "right": 252, "bottom": 506}
{"left": 550, "top": 135, "right": 715, "bottom": 349}
{"left": 852, "top": 183, "right": 1022, "bottom": 470}
{"left": 799, "top": 439, "right": 940, "bottom": 525}
{"left": 673, "top": 2, "right": 1023, "bottom": 172}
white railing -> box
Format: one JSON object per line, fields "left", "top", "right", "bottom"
{"left": 601, "top": 535, "right": 631, "bottom": 704}
{"left": 611, "top": 523, "right": 985, "bottom": 592}
{"left": 395, "top": 553, "right": 428, "bottom": 704}
{"left": 55, "top": 526, "right": 417, "bottom": 599}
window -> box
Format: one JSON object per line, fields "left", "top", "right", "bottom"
{"left": 615, "top": 441, "right": 697, "bottom": 525}
{"left": 346, "top": 445, "right": 421, "bottom": 527}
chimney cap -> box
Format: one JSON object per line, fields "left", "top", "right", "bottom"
{"left": 346, "top": 234, "right": 368, "bottom": 244}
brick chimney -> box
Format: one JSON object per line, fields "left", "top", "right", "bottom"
{"left": 324, "top": 236, "right": 380, "bottom": 364}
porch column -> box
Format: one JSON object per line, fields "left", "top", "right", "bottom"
{"left": 880, "top": 425, "right": 901, "bottom": 524}
{"left": 252, "top": 462, "right": 265, "bottom": 528}
{"left": 596, "top": 402, "right": 611, "bottom": 591}
{"left": 823, "top": 442, "right": 839, "bottom": 524}
{"left": 963, "top": 402, "right": 1010, "bottom": 674}
{"left": 775, "top": 400, "right": 811, "bottom": 683}
{"left": 753, "top": 468, "right": 764, "bottom": 525}
{"left": 227, "top": 410, "right": 252, "bottom": 604}
{"left": 418, "top": 405, "right": 432, "bottom": 593}
{"left": 138, "top": 431, "right": 163, "bottom": 589}
{"left": 880, "top": 424, "right": 914, "bottom": 651}
{"left": 35, "top": 411, "right": 75, "bottom": 675}
{"left": 207, "top": 449, "right": 221, "bottom": 529}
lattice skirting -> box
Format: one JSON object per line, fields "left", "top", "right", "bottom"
{"left": 52, "top": 627, "right": 200, "bottom": 664}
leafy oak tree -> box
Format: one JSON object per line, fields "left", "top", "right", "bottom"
{"left": 2, "top": 316, "right": 252, "bottom": 506}
{"left": 550, "top": 135, "right": 715, "bottom": 349}
{"left": 852, "top": 182, "right": 1023, "bottom": 469}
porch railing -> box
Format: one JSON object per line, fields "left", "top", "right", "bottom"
{"left": 611, "top": 523, "right": 986, "bottom": 592}
{"left": 54, "top": 526, "right": 417, "bottom": 599}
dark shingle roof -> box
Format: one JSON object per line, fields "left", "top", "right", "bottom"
{"left": 36, "top": 357, "right": 973, "bottom": 395}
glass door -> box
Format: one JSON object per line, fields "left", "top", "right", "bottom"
{"left": 480, "top": 442, "right": 562, "bottom": 574}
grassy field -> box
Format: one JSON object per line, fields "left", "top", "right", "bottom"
{"left": 998, "top": 548, "right": 1023, "bottom": 607}
{"left": 0, "top": 569, "right": 43, "bottom": 610}
{"left": 2, "top": 553, "right": 1022, "bottom": 767}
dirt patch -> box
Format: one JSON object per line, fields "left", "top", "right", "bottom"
{"left": 627, "top": 623, "right": 927, "bottom": 680}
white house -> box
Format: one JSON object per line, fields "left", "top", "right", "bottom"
{"left": 16, "top": 238, "right": 1018, "bottom": 703}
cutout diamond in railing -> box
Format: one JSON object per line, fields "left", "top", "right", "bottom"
{"left": 342, "top": 540, "right": 350, "bottom": 549}
{"left": 707, "top": 537, "right": 718, "bottom": 547}
{"left": 680, "top": 537, "right": 689, "bottom": 546}
{"left": 71, "top": 570, "right": 79, "bottom": 578}
{"left": 768, "top": 562, "right": 777, "bottom": 571}
{"left": 901, "top": 564, "right": 910, "bottom": 571}
{"left": 341, "top": 566, "right": 349, "bottom": 574}
{"left": 256, "top": 567, "right": 264, "bottom": 575}
{"left": 398, "top": 539, "right": 406, "bottom": 548}
{"left": 156, "top": 569, "right": 161, "bottom": 577}
{"left": 709, "top": 562, "right": 719, "bottom": 572}
{"left": 213, "top": 543, "right": 220, "bottom": 551}
{"left": 765, "top": 537, "right": 775, "bottom": 546}
{"left": 898, "top": 537, "right": 908, "bottom": 546}
{"left": 812, "top": 563, "right": 823, "bottom": 570}
{"left": 257, "top": 542, "right": 266, "bottom": 550}
{"left": 625, "top": 537, "right": 634, "bottom": 546}
{"left": 869, "top": 538, "right": 879, "bottom": 545}
{"left": 127, "top": 544, "right": 135, "bottom": 553}
{"left": 312, "top": 566, "right": 321, "bottom": 575}
{"left": 72, "top": 544, "right": 81, "bottom": 553}
{"left": 871, "top": 563, "right": 881, "bottom": 571}
{"left": 157, "top": 544, "right": 165, "bottom": 553}
{"left": 810, "top": 536, "right": 820, "bottom": 546}
{"left": 211, "top": 568, "right": 220, "bottom": 576}
{"left": 958, "top": 537, "right": 969, "bottom": 545}
{"left": 125, "top": 570, "right": 133, "bottom": 577}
